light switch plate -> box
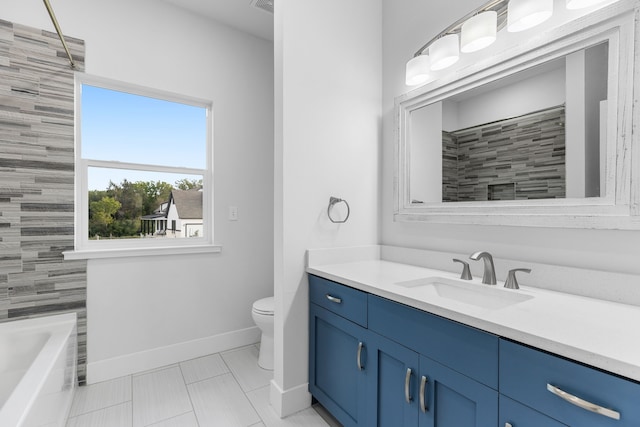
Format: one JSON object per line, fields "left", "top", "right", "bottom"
{"left": 229, "top": 206, "right": 238, "bottom": 221}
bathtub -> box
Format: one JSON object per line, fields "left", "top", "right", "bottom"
{"left": 0, "top": 313, "right": 77, "bottom": 427}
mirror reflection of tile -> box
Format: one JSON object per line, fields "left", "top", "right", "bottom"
{"left": 442, "top": 106, "right": 565, "bottom": 202}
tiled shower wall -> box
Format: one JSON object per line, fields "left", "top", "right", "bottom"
{"left": 443, "top": 107, "right": 566, "bottom": 202}
{"left": 442, "top": 131, "right": 458, "bottom": 203}
{"left": 0, "top": 20, "right": 88, "bottom": 383}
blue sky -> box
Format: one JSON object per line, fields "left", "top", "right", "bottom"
{"left": 81, "top": 85, "right": 207, "bottom": 190}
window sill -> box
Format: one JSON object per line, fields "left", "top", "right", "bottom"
{"left": 63, "top": 244, "right": 222, "bottom": 260}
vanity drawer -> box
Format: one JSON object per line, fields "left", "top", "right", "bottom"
{"left": 309, "top": 275, "right": 367, "bottom": 327}
{"left": 500, "top": 395, "right": 568, "bottom": 427}
{"left": 368, "top": 294, "right": 498, "bottom": 389}
{"left": 500, "top": 339, "right": 640, "bottom": 426}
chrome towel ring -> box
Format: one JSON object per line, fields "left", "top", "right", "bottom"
{"left": 327, "top": 197, "right": 350, "bottom": 224}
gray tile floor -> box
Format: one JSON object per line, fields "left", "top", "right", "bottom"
{"left": 66, "top": 344, "right": 341, "bottom": 427}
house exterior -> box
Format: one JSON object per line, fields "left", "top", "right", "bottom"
{"left": 140, "top": 189, "right": 203, "bottom": 238}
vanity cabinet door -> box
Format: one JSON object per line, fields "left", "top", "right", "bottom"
{"left": 500, "top": 395, "right": 568, "bottom": 427}
{"left": 366, "top": 332, "right": 420, "bottom": 427}
{"left": 309, "top": 303, "right": 369, "bottom": 427}
{"left": 419, "top": 355, "right": 498, "bottom": 427}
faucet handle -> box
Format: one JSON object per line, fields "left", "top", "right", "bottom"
{"left": 504, "top": 268, "right": 531, "bottom": 289}
{"left": 453, "top": 259, "right": 472, "bottom": 280}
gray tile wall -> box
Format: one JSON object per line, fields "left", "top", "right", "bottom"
{"left": 442, "top": 107, "right": 566, "bottom": 202}
{"left": 0, "top": 20, "right": 87, "bottom": 383}
{"left": 442, "top": 131, "right": 458, "bottom": 202}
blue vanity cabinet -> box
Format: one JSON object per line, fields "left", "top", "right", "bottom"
{"left": 309, "top": 275, "right": 369, "bottom": 427}
{"left": 309, "top": 274, "right": 640, "bottom": 427}
{"left": 500, "top": 339, "right": 640, "bottom": 426}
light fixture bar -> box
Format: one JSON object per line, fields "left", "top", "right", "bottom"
{"left": 411, "top": 0, "right": 508, "bottom": 58}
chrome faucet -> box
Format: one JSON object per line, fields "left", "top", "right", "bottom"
{"left": 469, "top": 251, "right": 497, "bottom": 285}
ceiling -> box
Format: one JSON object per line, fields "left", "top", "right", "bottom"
{"left": 162, "top": 0, "right": 274, "bottom": 41}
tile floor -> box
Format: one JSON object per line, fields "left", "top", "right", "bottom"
{"left": 66, "top": 344, "right": 341, "bottom": 427}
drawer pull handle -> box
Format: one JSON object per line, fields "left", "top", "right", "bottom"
{"left": 419, "top": 375, "right": 428, "bottom": 412}
{"left": 356, "top": 342, "right": 364, "bottom": 371}
{"left": 405, "top": 368, "right": 413, "bottom": 403}
{"left": 546, "top": 383, "right": 621, "bottom": 420}
{"left": 325, "top": 294, "right": 342, "bottom": 304}
{"left": 505, "top": 424, "right": 513, "bottom": 427}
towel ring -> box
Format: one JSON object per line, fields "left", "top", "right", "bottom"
{"left": 328, "top": 197, "right": 350, "bottom": 224}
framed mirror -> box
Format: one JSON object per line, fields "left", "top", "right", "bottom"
{"left": 394, "top": 0, "right": 639, "bottom": 229}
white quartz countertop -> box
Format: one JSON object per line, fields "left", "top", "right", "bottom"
{"left": 307, "top": 259, "right": 640, "bottom": 382}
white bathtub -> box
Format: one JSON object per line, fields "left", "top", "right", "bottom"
{"left": 0, "top": 313, "right": 77, "bottom": 427}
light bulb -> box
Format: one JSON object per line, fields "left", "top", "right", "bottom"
{"left": 508, "top": 0, "right": 553, "bottom": 32}
{"left": 405, "top": 55, "right": 431, "bottom": 86}
{"left": 461, "top": 11, "right": 498, "bottom": 53}
{"left": 429, "top": 34, "right": 460, "bottom": 71}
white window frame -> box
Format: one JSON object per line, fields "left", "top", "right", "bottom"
{"left": 65, "top": 74, "right": 220, "bottom": 260}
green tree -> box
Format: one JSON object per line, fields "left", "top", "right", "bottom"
{"left": 175, "top": 178, "right": 203, "bottom": 190}
{"left": 107, "top": 180, "right": 144, "bottom": 220}
{"left": 136, "top": 181, "right": 173, "bottom": 214}
{"left": 89, "top": 196, "right": 121, "bottom": 237}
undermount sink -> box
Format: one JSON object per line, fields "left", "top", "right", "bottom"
{"left": 396, "top": 276, "right": 533, "bottom": 310}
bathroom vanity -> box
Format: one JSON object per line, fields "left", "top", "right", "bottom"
{"left": 307, "top": 257, "right": 640, "bottom": 427}
{"left": 306, "top": 1, "right": 640, "bottom": 425}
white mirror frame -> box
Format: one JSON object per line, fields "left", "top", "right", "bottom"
{"left": 394, "top": 0, "right": 640, "bottom": 229}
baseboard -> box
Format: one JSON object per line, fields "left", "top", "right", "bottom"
{"left": 269, "top": 379, "right": 312, "bottom": 418}
{"left": 86, "top": 326, "right": 261, "bottom": 384}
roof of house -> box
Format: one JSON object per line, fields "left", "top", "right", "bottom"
{"left": 170, "top": 189, "right": 203, "bottom": 219}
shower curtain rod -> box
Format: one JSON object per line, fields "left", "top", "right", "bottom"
{"left": 42, "top": 0, "right": 75, "bottom": 68}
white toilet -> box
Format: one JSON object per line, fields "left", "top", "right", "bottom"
{"left": 252, "top": 296, "right": 274, "bottom": 370}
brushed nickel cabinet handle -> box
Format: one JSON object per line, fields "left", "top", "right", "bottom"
{"left": 505, "top": 423, "right": 513, "bottom": 427}
{"left": 405, "top": 368, "right": 413, "bottom": 403}
{"left": 547, "top": 383, "right": 620, "bottom": 420}
{"left": 325, "top": 294, "right": 342, "bottom": 304}
{"left": 356, "top": 342, "right": 364, "bottom": 371}
{"left": 419, "top": 375, "right": 428, "bottom": 412}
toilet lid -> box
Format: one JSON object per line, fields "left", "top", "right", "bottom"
{"left": 253, "top": 296, "right": 274, "bottom": 315}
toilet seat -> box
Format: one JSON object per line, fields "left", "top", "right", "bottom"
{"left": 252, "top": 296, "right": 274, "bottom": 316}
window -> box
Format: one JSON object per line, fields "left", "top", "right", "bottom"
{"left": 70, "top": 75, "right": 215, "bottom": 258}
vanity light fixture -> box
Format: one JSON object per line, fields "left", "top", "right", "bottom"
{"left": 404, "top": 0, "right": 618, "bottom": 86}
{"left": 429, "top": 34, "right": 460, "bottom": 70}
{"left": 507, "top": 0, "right": 554, "bottom": 32}
{"left": 461, "top": 11, "right": 498, "bottom": 53}
{"left": 566, "top": 0, "right": 609, "bottom": 9}
{"left": 405, "top": 0, "right": 508, "bottom": 86}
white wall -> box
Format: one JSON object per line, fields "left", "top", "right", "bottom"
{"left": 273, "top": 0, "right": 381, "bottom": 416}
{"left": 410, "top": 102, "right": 443, "bottom": 203}
{"left": 0, "top": 0, "right": 275, "bottom": 382}
{"left": 585, "top": 43, "right": 609, "bottom": 197}
{"left": 566, "top": 50, "right": 587, "bottom": 198}
{"left": 453, "top": 66, "right": 566, "bottom": 130}
{"left": 382, "top": 0, "right": 640, "bottom": 279}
